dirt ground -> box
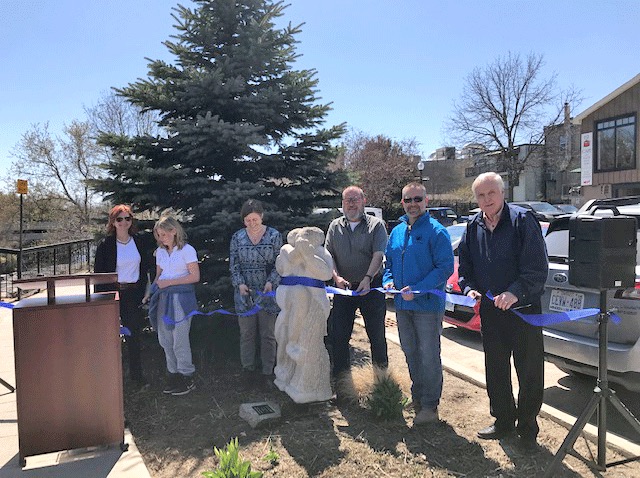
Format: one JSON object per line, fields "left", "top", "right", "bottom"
{"left": 123, "top": 321, "right": 640, "bottom": 477}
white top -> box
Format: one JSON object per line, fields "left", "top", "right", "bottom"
{"left": 156, "top": 244, "right": 198, "bottom": 280}
{"left": 116, "top": 240, "right": 141, "bottom": 283}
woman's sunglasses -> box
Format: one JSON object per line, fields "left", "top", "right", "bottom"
{"left": 115, "top": 216, "right": 133, "bottom": 223}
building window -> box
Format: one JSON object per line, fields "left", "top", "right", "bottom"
{"left": 596, "top": 114, "right": 636, "bottom": 171}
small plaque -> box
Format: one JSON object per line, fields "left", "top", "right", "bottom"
{"left": 239, "top": 401, "right": 281, "bottom": 428}
{"left": 252, "top": 404, "right": 275, "bottom": 416}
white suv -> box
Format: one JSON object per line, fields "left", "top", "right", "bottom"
{"left": 541, "top": 196, "right": 640, "bottom": 392}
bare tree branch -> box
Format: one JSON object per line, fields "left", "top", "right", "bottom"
{"left": 446, "top": 52, "right": 582, "bottom": 199}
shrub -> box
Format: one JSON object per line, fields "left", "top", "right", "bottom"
{"left": 203, "top": 437, "right": 262, "bottom": 478}
{"left": 366, "top": 370, "right": 409, "bottom": 420}
{"left": 335, "top": 364, "right": 409, "bottom": 420}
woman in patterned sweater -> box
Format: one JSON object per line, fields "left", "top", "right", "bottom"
{"left": 230, "top": 199, "right": 283, "bottom": 378}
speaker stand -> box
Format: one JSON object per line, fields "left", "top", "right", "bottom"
{"left": 544, "top": 290, "right": 640, "bottom": 476}
{"left": 0, "top": 378, "right": 14, "bottom": 393}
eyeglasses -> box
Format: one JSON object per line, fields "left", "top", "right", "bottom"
{"left": 402, "top": 196, "right": 424, "bottom": 204}
{"left": 115, "top": 216, "right": 132, "bottom": 223}
{"left": 343, "top": 197, "right": 362, "bottom": 203}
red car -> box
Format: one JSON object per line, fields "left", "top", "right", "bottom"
{"left": 444, "top": 222, "right": 549, "bottom": 332}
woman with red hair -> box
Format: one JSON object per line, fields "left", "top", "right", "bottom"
{"left": 94, "top": 205, "right": 155, "bottom": 386}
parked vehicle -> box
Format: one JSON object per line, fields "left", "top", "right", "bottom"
{"left": 510, "top": 201, "right": 565, "bottom": 222}
{"left": 541, "top": 196, "right": 640, "bottom": 392}
{"left": 312, "top": 206, "right": 384, "bottom": 221}
{"left": 444, "top": 224, "right": 481, "bottom": 332}
{"left": 428, "top": 207, "right": 460, "bottom": 226}
{"left": 553, "top": 203, "right": 578, "bottom": 214}
{"left": 444, "top": 221, "right": 550, "bottom": 333}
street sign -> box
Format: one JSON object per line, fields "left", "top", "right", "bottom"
{"left": 16, "top": 179, "right": 28, "bottom": 195}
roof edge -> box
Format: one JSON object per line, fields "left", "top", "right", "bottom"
{"left": 573, "top": 73, "right": 640, "bottom": 123}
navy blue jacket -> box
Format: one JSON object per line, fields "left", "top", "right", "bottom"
{"left": 457, "top": 203, "right": 548, "bottom": 307}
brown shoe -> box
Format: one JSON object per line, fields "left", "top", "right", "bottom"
{"left": 414, "top": 408, "right": 439, "bottom": 425}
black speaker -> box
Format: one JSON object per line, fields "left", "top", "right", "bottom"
{"left": 569, "top": 215, "right": 637, "bottom": 289}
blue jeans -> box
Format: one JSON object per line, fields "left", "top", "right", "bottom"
{"left": 396, "top": 309, "right": 443, "bottom": 410}
{"left": 330, "top": 288, "right": 388, "bottom": 376}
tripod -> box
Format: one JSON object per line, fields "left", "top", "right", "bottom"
{"left": 0, "top": 378, "right": 15, "bottom": 393}
{"left": 544, "top": 290, "right": 640, "bottom": 476}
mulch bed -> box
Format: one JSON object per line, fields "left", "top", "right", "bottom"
{"left": 122, "top": 321, "right": 640, "bottom": 477}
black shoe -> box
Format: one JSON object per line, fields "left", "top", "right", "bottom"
{"left": 171, "top": 375, "right": 195, "bottom": 396}
{"left": 163, "top": 373, "right": 181, "bottom": 394}
{"left": 477, "top": 424, "right": 515, "bottom": 440}
{"left": 517, "top": 435, "right": 539, "bottom": 452}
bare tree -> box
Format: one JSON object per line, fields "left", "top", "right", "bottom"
{"left": 341, "top": 130, "right": 421, "bottom": 213}
{"left": 10, "top": 121, "right": 102, "bottom": 224}
{"left": 85, "top": 90, "right": 161, "bottom": 138}
{"left": 447, "top": 52, "right": 580, "bottom": 199}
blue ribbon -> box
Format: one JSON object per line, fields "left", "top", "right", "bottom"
{"left": 162, "top": 303, "right": 264, "bottom": 326}
{"left": 159, "top": 275, "right": 621, "bottom": 328}
{"left": 484, "top": 291, "right": 619, "bottom": 326}
{"left": 0, "top": 301, "right": 15, "bottom": 309}
{"left": 280, "top": 276, "right": 326, "bottom": 289}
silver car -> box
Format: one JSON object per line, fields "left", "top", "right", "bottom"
{"left": 541, "top": 198, "right": 640, "bottom": 392}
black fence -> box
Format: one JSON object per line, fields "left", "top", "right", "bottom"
{"left": 0, "top": 239, "right": 94, "bottom": 299}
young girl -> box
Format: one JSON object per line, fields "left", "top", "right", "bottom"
{"left": 149, "top": 216, "right": 200, "bottom": 396}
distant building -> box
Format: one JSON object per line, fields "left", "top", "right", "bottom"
{"left": 464, "top": 144, "right": 545, "bottom": 202}
{"left": 572, "top": 73, "right": 640, "bottom": 201}
{"left": 543, "top": 103, "right": 581, "bottom": 205}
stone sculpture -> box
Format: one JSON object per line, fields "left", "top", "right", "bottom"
{"left": 273, "top": 227, "right": 334, "bottom": 403}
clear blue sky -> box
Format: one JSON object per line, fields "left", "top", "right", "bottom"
{"left": 1, "top": 0, "right": 639, "bottom": 178}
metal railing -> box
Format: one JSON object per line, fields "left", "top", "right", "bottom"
{"left": 0, "top": 239, "right": 94, "bottom": 299}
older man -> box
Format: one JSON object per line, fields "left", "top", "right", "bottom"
{"left": 458, "top": 172, "right": 548, "bottom": 449}
{"left": 383, "top": 182, "right": 454, "bottom": 425}
{"left": 325, "top": 186, "right": 389, "bottom": 378}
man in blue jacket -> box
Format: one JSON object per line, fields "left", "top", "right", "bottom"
{"left": 458, "top": 172, "right": 548, "bottom": 450}
{"left": 383, "top": 182, "right": 454, "bottom": 425}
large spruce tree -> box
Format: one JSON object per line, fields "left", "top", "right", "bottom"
{"left": 92, "top": 0, "right": 346, "bottom": 305}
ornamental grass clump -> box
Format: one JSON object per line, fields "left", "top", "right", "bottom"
{"left": 203, "top": 437, "right": 262, "bottom": 478}
{"left": 366, "top": 369, "right": 409, "bottom": 420}
{"left": 336, "top": 364, "right": 409, "bottom": 419}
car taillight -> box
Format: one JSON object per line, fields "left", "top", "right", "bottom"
{"left": 619, "top": 281, "right": 640, "bottom": 300}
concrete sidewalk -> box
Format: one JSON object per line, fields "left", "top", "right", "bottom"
{"left": 0, "top": 286, "right": 151, "bottom": 477}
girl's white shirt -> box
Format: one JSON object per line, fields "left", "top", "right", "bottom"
{"left": 156, "top": 244, "right": 197, "bottom": 280}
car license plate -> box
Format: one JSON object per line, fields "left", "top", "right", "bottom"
{"left": 445, "top": 300, "right": 455, "bottom": 312}
{"left": 549, "top": 289, "right": 585, "bottom": 312}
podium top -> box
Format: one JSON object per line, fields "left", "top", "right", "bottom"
{"left": 14, "top": 273, "right": 118, "bottom": 304}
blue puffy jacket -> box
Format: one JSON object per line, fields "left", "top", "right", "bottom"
{"left": 383, "top": 213, "right": 454, "bottom": 312}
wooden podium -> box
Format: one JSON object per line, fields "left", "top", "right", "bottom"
{"left": 12, "top": 273, "right": 127, "bottom": 467}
